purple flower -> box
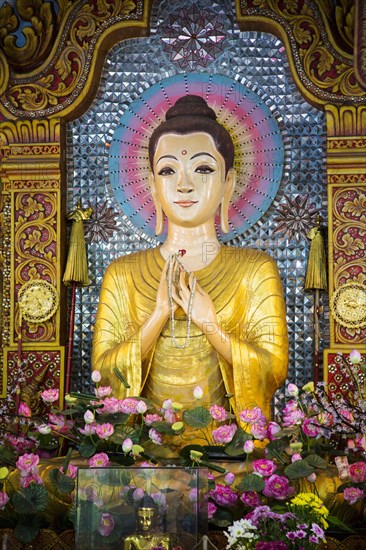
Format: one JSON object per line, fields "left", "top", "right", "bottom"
{"left": 311, "top": 522, "right": 324, "bottom": 539}
{"left": 210, "top": 484, "right": 238, "bottom": 507}
{"left": 252, "top": 459, "right": 277, "bottom": 477}
{"left": 343, "top": 486, "right": 364, "bottom": 505}
{"left": 255, "top": 543, "right": 288, "bottom": 550}
{"left": 133, "top": 488, "right": 144, "bottom": 501}
{"left": 267, "top": 421, "right": 281, "bottom": 440}
{"left": 98, "top": 512, "right": 115, "bottom": 537}
{"left": 212, "top": 423, "right": 237, "bottom": 444}
{"left": 240, "top": 491, "right": 261, "bottom": 507}
{"left": 0, "top": 492, "right": 9, "bottom": 509}
{"left": 262, "top": 475, "right": 295, "bottom": 500}
{"left": 18, "top": 402, "right": 32, "bottom": 417}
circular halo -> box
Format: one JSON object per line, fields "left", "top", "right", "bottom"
{"left": 108, "top": 73, "right": 285, "bottom": 243}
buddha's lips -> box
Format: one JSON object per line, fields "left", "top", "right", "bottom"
{"left": 174, "top": 200, "right": 198, "bottom": 207}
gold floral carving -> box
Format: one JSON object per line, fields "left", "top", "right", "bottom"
{"left": 0, "top": 1, "right": 73, "bottom": 72}
{"left": 330, "top": 186, "right": 366, "bottom": 343}
{"left": 238, "top": 0, "right": 366, "bottom": 105}
{"left": 1, "top": 0, "right": 141, "bottom": 118}
{"left": 14, "top": 192, "right": 58, "bottom": 342}
{"left": 355, "top": 0, "right": 366, "bottom": 89}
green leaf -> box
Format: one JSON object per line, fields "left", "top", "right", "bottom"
{"left": 0, "top": 446, "right": 17, "bottom": 468}
{"left": 208, "top": 507, "right": 233, "bottom": 528}
{"left": 235, "top": 473, "right": 265, "bottom": 492}
{"left": 183, "top": 406, "right": 211, "bottom": 428}
{"left": 95, "top": 412, "right": 129, "bottom": 425}
{"left": 304, "top": 453, "right": 328, "bottom": 469}
{"left": 78, "top": 436, "right": 98, "bottom": 458}
{"left": 150, "top": 421, "right": 176, "bottom": 435}
{"left": 109, "top": 425, "right": 139, "bottom": 444}
{"left": 224, "top": 428, "right": 251, "bottom": 456}
{"left": 14, "top": 516, "right": 42, "bottom": 544}
{"left": 264, "top": 438, "right": 290, "bottom": 459}
{"left": 12, "top": 484, "right": 48, "bottom": 514}
{"left": 327, "top": 514, "right": 355, "bottom": 533}
{"left": 77, "top": 500, "right": 103, "bottom": 534}
{"left": 49, "top": 468, "right": 75, "bottom": 494}
{"left": 108, "top": 453, "right": 135, "bottom": 466}
{"left": 284, "top": 459, "right": 315, "bottom": 480}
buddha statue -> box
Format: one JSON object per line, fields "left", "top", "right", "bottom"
{"left": 123, "top": 497, "right": 170, "bottom": 550}
{"left": 92, "top": 95, "right": 288, "bottom": 424}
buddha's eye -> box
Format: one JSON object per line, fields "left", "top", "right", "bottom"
{"left": 158, "top": 167, "right": 175, "bottom": 176}
{"left": 195, "top": 165, "right": 215, "bottom": 174}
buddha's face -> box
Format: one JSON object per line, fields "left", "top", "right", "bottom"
{"left": 137, "top": 507, "right": 156, "bottom": 532}
{"left": 151, "top": 132, "right": 230, "bottom": 228}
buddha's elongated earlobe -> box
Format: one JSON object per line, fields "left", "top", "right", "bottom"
{"left": 149, "top": 171, "right": 164, "bottom": 235}
{"left": 220, "top": 168, "right": 236, "bottom": 233}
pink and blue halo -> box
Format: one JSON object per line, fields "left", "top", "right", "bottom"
{"left": 108, "top": 73, "right": 285, "bottom": 243}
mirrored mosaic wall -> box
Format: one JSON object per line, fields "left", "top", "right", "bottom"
{"left": 67, "top": 0, "right": 329, "bottom": 409}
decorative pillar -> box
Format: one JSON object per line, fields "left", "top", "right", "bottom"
{"left": 0, "top": 119, "right": 66, "bottom": 411}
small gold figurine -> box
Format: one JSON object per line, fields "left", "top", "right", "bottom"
{"left": 124, "top": 497, "right": 170, "bottom": 550}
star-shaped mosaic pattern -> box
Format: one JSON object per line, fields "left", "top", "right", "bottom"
{"left": 161, "top": 7, "right": 226, "bottom": 69}
{"left": 273, "top": 194, "right": 321, "bottom": 241}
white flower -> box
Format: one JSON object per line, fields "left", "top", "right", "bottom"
{"left": 122, "top": 438, "right": 133, "bottom": 453}
{"left": 38, "top": 424, "right": 51, "bottom": 434}
{"left": 287, "top": 383, "right": 299, "bottom": 397}
{"left": 193, "top": 385, "right": 203, "bottom": 399}
{"left": 137, "top": 400, "right": 147, "bottom": 414}
{"left": 91, "top": 370, "right": 102, "bottom": 383}
{"left": 84, "top": 410, "right": 95, "bottom": 424}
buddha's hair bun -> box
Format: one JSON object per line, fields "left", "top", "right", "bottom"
{"left": 166, "top": 95, "right": 217, "bottom": 121}
{"left": 149, "top": 94, "right": 234, "bottom": 173}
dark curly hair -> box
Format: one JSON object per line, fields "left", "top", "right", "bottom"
{"left": 149, "top": 95, "right": 234, "bottom": 175}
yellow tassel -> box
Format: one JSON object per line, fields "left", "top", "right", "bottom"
{"left": 63, "top": 202, "right": 93, "bottom": 286}
{"left": 305, "top": 219, "right": 327, "bottom": 292}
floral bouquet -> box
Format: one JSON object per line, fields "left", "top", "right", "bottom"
{"left": 0, "top": 350, "right": 365, "bottom": 545}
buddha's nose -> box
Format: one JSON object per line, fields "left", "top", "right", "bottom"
{"left": 177, "top": 172, "right": 194, "bottom": 193}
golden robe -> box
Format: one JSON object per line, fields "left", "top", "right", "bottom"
{"left": 91, "top": 246, "right": 288, "bottom": 422}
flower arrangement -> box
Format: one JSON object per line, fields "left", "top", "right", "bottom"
{"left": 0, "top": 350, "right": 365, "bottom": 546}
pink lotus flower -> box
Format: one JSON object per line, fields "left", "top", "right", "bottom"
{"left": 133, "top": 488, "right": 144, "bottom": 501}
{"left": 282, "top": 408, "right": 304, "bottom": 427}
{"left": 98, "top": 397, "right": 120, "bottom": 413}
{"left": 78, "top": 423, "right": 96, "bottom": 436}
{"left": 119, "top": 398, "right": 138, "bottom": 414}
{"left": 61, "top": 464, "right": 78, "bottom": 478}
{"left": 20, "top": 473, "right": 43, "bottom": 488}
{"left": 349, "top": 349, "right": 362, "bottom": 365}
{"left": 88, "top": 452, "right": 110, "bottom": 467}
{"left": 152, "top": 491, "right": 166, "bottom": 510}
{"left": 122, "top": 438, "right": 133, "bottom": 453}
{"left": 94, "top": 385, "right": 112, "bottom": 398}
{"left": 208, "top": 501, "right": 217, "bottom": 519}
{"left": 84, "top": 410, "right": 95, "bottom": 424}
{"left": 224, "top": 472, "right": 235, "bottom": 486}
{"left": 301, "top": 417, "right": 322, "bottom": 437}
{"left": 343, "top": 486, "right": 364, "bottom": 505}
{"left": 149, "top": 428, "right": 163, "bottom": 445}
{"left": 250, "top": 423, "right": 268, "bottom": 440}
{"left": 210, "top": 484, "right": 238, "bottom": 507}
{"left": 349, "top": 461, "right": 366, "bottom": 483}
{"left": 240, "top": 491, "right": 261, "bottom": 507}
{"left": 287, "top": 383, "right": 299, "bottom": 397}
{"left": 193, "top": 386, "right": 203, "bottom": 399}
{"left": 18, "top": 402, "right": 31, "bottom": 417}
{"left": 95, "top": 423, "right": 114, "bottom": 439}
{"left": 209, "top": 404, "right": 228, "bottom": 422}
{"left": 262, "top": 474, "right": 295, "bottom": 500}
{"left": 163, "top": 408, "right": 177, "bottom": 424}
{"left": 144, "top": 413, "right": 163, "bottom": 425}
{"left": 243, "top": 440, "right": 254, "bottom": 454}
{"left": 267, "top": 421, "right": 281, "bottom": 440}
{"left": 16, "top": 453, "right": 39, "bottom": 475}
{"left": 239, "top": 407, "right": 266, "bottom": 425}
{"left": 41, "top": 389, "right": 59, "bottom": 403}
{"left": 48, "top": 413, "right": 72, "bottom": 434}
{"left": 137, "top": 400, "right": 147, "bottom": 414}
{"left": 98, "top": 512, "right": 115, "bottom": 537}
{"left": 212, "top": 424, "right": 237, "bottom": 444}
{"left": 0, "top": 492, "right": 9, "bottom": 509}
{"left": 252, "top": 459, "right": 277, "bottom": 477}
